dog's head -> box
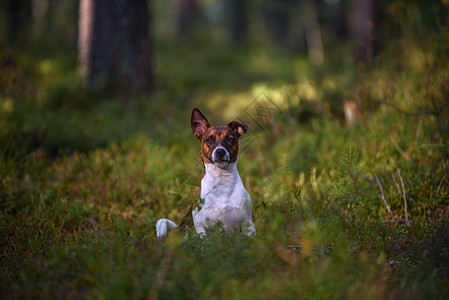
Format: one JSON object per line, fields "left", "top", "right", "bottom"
{"left": 191, "top": 108, "right": 248, "bottom": 168}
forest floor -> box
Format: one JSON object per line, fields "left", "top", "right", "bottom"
{"left": 1, "top": 32, "right": 449, "bottom": 299}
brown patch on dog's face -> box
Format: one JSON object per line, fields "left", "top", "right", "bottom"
{"left": 200, "top": 126, "right": 241, "bottom": 164}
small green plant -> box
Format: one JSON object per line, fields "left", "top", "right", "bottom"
{"left": 331, "top": 146, "right": 362, "bottom": 241}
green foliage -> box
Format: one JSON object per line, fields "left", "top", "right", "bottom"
{"left": 2, "top": 12, "right": 449, "bottom": 300}
{"left": 386, "top": 214, "right": 449, "bottom": 299}
{"left": 331, "top": 147, "right": 362, "bottom": 239}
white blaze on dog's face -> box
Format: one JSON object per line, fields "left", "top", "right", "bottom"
{"left": 191, "top": 108, "right": 248, "bottom": 168}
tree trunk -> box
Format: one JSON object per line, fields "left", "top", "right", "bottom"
{"left": 264, "top": 0, "right": 292, "bottom": 45}
{"left": 175, "top": 0, "right": 198, "bottom": 36}
{"left": 229, "top": 0, "right": 247, "bottom": 45}
{"left": 303, "top": 0, "right": 324, "bottom": 65}
{"left": 350, "top": 0, "right": 381, "bottom": 63}
{"left": 78, "top": 0, "right": 153, "bottom": 93}
{"left": 7, "top": 0, "right": 32, "bottom": 46}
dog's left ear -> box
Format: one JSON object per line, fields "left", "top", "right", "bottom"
{"left": 227, "top": 121, "right": 249, "bottom": 137}
{"left": 191, "top": 108, "right": 211, "bottom": 139}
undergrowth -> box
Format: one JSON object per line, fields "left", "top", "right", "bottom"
{"left": 1, "top": 27, "right": 449, "bottom": 300}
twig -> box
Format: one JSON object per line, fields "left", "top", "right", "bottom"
{"left": 377, "top": 96, "right": 449, "bottom": 117}
{"left": 390, "top": 135, "right": 410, "bottom": 162}
{"left": 437, "top": 173, "right": 447, "bottom": 194}
{"left": 376, "top": 96, "right": 449, "bottom": 142}
{"left": 290, "top": 186, "right": 307, "bottom": 221}
{"left": 355, "top": 172, "right": 374, "bottom": 181}
{"left": 148, "top": 248, "right": 174, "bottom": 300}
{"left": 382, "top": 217, "right": 409, "bottom": 225}
{"left": 389, "top": 78, "right": 412, "bottom": 104}
{"left": 434, "top": 113, "right": 449, "bottom": 140}
{"left": 375, "top": 175, "right": 393, "bottom": 218}
{"left": 332, "top": 184, "right": 350, "bottom": 198}
{"left": 349, "top": 155, "right": 360, "bottom": 242}
{"left": 415, "top": 113, "right": 423, "bottom": 141}
{"left": 377, "top": 97, "right": 423, "bottom": 116}
{"left": 397, "top": 169, "right": 411, "bottom": 227}
{"left": 392, "top": 169, "right": 411, "bottom": 226}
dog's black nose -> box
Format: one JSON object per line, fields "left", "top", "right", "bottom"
{"left": 215, "top": 148, "right": 226, "bottom": 157}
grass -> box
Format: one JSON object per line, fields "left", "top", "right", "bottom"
{"left": 1, "top": 28, "right": 449, "bottom": 299}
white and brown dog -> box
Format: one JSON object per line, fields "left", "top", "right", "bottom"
{"left": 156, "top": 108, "right": 256, "bottom": 237}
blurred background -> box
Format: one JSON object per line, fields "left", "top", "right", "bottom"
{"left": 0, "top": 0, "right": 449, "bottom": 155}
{"left": 0, "top": 0, "right": 448, "bottom": 152}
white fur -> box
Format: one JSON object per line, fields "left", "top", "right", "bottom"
{"left": 193, "top": 162, "right": 256, "bottom": 236}
{"left": 155, "top": 161, "right": 256, "bottom": 238}
{"left": 156, "top": 218, "right": 177, "bottom": 237}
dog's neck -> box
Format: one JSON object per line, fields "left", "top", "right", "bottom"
{"left": 201, "top": 162, "right": 241, "bottom": 198}
{"left": 204, "top": 161, "right": 238, "bottom": 177}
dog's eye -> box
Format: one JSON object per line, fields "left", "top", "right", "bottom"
{"left": 205, "top": 137, "right": 214, "bottom": 144}
{"left": 226, "top": 136, "right": 235, "bottom": 143}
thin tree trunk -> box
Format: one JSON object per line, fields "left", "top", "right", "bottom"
{"left": 175, "top": 0, "right": 198, "bottom": 36}
{"left": 303, "top": 0, "right": 324, "bottom": 65}
{"left": 229, "top": 0, "right": 247, "bottom": 45}
{"left": 8, "top": 0, "right": 32, "bottom": 46}
{"left": 350, "top": 0, "right": 381, "bottom": 63}
{"left": 267, "top": 0, "right": 291, "bottom": 45}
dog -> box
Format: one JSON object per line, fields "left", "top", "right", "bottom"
{"left": 156, "top": 108, "right": 256, "bottom": 237}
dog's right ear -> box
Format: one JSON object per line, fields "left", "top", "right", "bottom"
{"left": 191, "top": 108, "right": 210, "bottom": 139}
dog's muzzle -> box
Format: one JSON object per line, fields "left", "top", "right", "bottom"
{"left": 211, "top": 147, "right": 230, "bottom": 167}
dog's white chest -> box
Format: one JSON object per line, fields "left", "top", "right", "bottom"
{"left": 193, "top": 163, "right": 255, "bottom": 235}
